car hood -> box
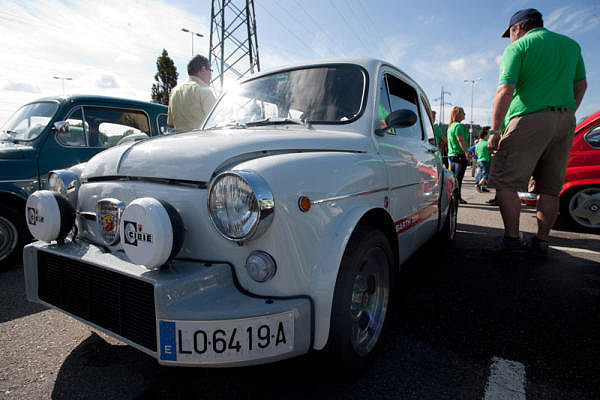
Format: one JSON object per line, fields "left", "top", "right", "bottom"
{"left": 84, "top": 128, "right": 371, "bottom": 182}
{"left": 0, "top": 141, "right": 36, "bottom": 159}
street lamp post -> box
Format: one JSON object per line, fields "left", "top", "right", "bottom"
{"left": 464, "top": 78, "right": 482, "bottom": 144}
{"left": 181, "top": 28, "right": 204, "bottom": 56}
{"left": 53, "top": 76, "right": 72, "bottom": 95}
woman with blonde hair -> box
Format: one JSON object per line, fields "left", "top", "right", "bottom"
{"left": 447, "top": 106, "right": 471, "bottom": 204}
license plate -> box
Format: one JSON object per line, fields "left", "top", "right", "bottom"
{"left": 158, "top": 312, "right": 294, "bottom": 364}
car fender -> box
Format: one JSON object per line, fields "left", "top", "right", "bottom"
{"left": 231, "top": 151, "right": 392, "bottom": 349}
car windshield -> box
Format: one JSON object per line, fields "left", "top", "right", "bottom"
{"left": 1, "top": 101, "right": 59, "bottom": 141}
{"left": 204, "top": 65, "right": 366, "bottom": 130}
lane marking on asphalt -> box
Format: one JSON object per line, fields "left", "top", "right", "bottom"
{"left": 483, "top": 357, "right": 526, "bottom": 400}
{"left": 550, "top": 246, "right": 600, "bottom": 256}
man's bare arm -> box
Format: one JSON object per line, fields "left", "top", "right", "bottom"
{"left": 488, "top": 84, "right": 514, "bottom": 151}
{"left": 574, "top": 80, "right": 587, "bottom": 110}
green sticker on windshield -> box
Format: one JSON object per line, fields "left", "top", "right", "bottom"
{"left": 277, "top": 76, "right": 287, "bottom": 83}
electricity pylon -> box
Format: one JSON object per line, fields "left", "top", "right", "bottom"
{"left": 209, "top": 0, "right": 260, "bottom": 93}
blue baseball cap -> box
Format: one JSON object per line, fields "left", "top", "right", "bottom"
{"left": 502, "top": 8, "right": 543, "bottom": 38}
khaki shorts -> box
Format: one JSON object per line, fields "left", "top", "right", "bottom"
{"left": 488, "top": 108, "right": 576, "bottom": 196}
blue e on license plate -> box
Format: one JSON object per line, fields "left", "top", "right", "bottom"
{"left": 159, "top": 312, "right": 294, "bottom": 364}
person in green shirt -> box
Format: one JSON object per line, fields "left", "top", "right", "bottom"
{"left": 486, "top": 8, "right": 587, "bottom": 257}
{"left": 446, "top": 106, "right": 471, "bottom": 204}
{"left": 432, "top": 110, "right": 448, "bottom": 168}
{"left": 475, "top": 127, "right": 491, "bottom": 192}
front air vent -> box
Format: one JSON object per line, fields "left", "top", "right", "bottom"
{"left": 37, "top": 252, "right": 157, "bottom": 352}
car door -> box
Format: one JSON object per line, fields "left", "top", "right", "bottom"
{"left": 38, "top": 104, "right": 152, "bottom": 187}
{"left": 375, "top": 69, "right": 438, "bottom": 259}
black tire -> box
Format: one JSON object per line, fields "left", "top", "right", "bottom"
{"left": 0, "top": 204, "right": 29, "bottom": 270}
{"left": 559, "top": 185, "right": 600, "bottom": 232}
{"left": 440, "top": 190, "right": 459, "bottom": 243}
{"left": 326, "top": 225, "right": 393, "bottom": 368}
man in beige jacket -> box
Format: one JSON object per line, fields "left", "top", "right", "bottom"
{"left": 167, "top": 54, "right": 216, "bottom": 132}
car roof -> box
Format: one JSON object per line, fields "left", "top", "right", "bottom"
{"left": 29, "top": 95, "right": 168, "bottom": 111}
{"left": 577, "top": 109, "right": 600, "bottom": 131}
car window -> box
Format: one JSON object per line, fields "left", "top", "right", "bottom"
{"left": 584, "top": 125, "right": 600, "bottom": 148}
{"left": 205, "top": 65, "right": 366, "bottom": 129}
{"left": 419, "top": 95, "right": 434, "bottom": 142}
{"left": 56, "top": 106, "right": 87, "bottom": 147}
{"left": 157, "top": 113, "right": 169, "bottom": 134}
{"left": 1, "top": 102, "right": 58, "bottom": 141}
{"left": 384, "top": 74, "right": 421, "bottom": 139}
{"left": 84, "top": 107, "right": 150, "bottom": 148}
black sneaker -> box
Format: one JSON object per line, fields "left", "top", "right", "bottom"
{"left": 486, "top": 198, "right": 499, "bottom": 206}
{"left": 481, "top": 187, "right": 490, "bottom": 193}
{"left": 459, "top": 198, "right": 468, "bottom": 204}
{"left": 524, "top": 236, "right": 549, "bottom": 258}
{"left": 476, "top": 185, "right": 482, "bottom": 193}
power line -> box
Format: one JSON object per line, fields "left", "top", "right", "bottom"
{"left": 327, "top": 0, "right": 369, "bottom": 53}
{"left": 343, "top": 0, "right": 378, "bottom": 53}
{"left": 291, "top": 0, "right": 342, "bottom": 51}
{"left": 256, "top": 2, "right": 318, "bottom": 58}
{"left": 355, "top": 0, "right": 385, "bottom": 40}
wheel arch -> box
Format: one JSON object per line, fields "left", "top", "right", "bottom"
{"left": 310, "top": 205, "right": 398, "bottom": 350}
{"left": 0, "top": 191, "right": 27, "bottom": 213}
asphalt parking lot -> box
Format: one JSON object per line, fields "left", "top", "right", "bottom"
{"left": 1, "top": 173, "right": 598, "bottom": 400}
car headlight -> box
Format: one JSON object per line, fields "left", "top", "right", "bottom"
{"left": 120, "top": 197, "right": 184, "bottom": 269}
{"left": 48, "top": 170, "right": 80, "bottom": 205}
{"left": 245, "top": 251, "right": 277, "bottom": 282}
{"left": 208, "top": 171, "right": 274, "bottom": 242}
{"left": 26, "top": 190, "right": 76, "bottom": 243}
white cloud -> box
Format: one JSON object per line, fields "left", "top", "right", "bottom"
{"left": 449, "top": 58, "right": 467, "bottom": 71}
{"left": 545, "top": 5, "right": 600, "bottom": 36}
{"left": 0, "top": 0, "right": 210, "bottom": 123}
{"left": 2, "top": 81, "right": 41, "bottom": 93}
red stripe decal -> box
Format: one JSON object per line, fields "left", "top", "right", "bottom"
{"left": 394, "top": 203, "right": 437, "bottom": 234}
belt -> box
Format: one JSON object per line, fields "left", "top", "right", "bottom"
{"left": 549, "top": 107, "right": 568, "bottom": 112}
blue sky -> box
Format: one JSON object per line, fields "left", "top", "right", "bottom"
{"left": 1, "top": 0, "right": 598, "bottom": 125}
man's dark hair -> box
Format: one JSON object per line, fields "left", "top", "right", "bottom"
{"left": 517, "top": 18, "right": 543, "bottom": 32}
{"left": 188, "top": 55, "right": 210, "bottom": 76}
{"left": 480, "top": 126, "right": 490, "bottom": 139}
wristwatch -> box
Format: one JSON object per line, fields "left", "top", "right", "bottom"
{"left": 489, "top": 129, "right": 499, "bottom": 135}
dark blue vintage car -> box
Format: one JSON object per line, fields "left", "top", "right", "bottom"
{"left": 0, "top": 95, "right": 168, "bottom": 267}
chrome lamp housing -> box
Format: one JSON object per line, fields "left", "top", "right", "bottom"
{"left": 207, "top": 171, "right": 274, "bottom": 242}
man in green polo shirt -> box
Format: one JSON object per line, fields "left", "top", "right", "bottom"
{"left": 486, "top": 8, "right": 587, "bottom": 257}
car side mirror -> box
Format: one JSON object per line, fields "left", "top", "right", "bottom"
{"left": 375, "top": 109, "right": 418, "bottom": 136}
{"left": 53, "top": 121, "right": 70, "bottom": 133}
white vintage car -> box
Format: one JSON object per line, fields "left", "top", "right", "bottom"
{"left": 23, "top": 58, "right": 457, "bottom": 368}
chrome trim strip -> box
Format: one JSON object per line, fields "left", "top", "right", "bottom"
{"left": 0, "top": 179, "right": 38, "bottom": 184}
{"left": 389, "top": 182, "right": 421, "bottom": 191}
{"left": 311, "top": 188, "right": 388, "bottom": 205}
{"left": 78, "top": 211, "right": 97, "bottom": 221}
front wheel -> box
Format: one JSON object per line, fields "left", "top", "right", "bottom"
{"left": 326, "top": 225, "right": 393, "bottom": 367}
{"left": 560, "top": 186, "right": 600, "bottom": 231}
{"left": 439, "top": 190, "right": 458, "bottom": 243}
{"left": 0, "top": 205, "right": 28, "bottom": 270}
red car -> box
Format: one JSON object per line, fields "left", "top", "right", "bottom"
{"left": 519, "top": 110, "right": 600, "bottom": 231}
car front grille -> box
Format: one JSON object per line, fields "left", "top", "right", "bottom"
{"left": 37, "top": 251, "right": 157, "bottom": 352}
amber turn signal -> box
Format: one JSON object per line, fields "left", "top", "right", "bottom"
{"left": 298, "top": 196, "right": 311, "bottom": 212}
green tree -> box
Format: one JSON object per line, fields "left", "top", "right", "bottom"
{"left": 151, "top": 49, "right": 178, "bottom": 105}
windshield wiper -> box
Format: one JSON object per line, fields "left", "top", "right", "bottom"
{"left": 0, "top": 130, "right": 17, "bottom": 142}
{"left": 245, "top": 118, "right": 311, "bottom": 129}
{"left": 207, "top": 122, "right": 248, "bottom": 130}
